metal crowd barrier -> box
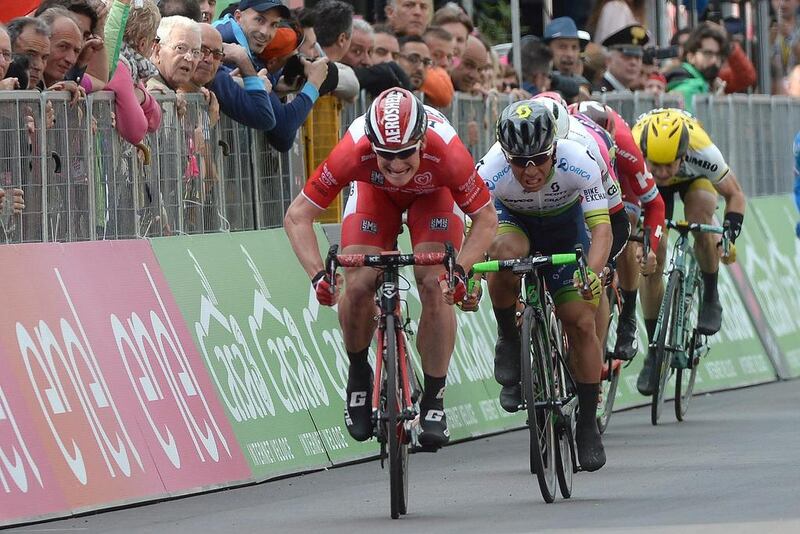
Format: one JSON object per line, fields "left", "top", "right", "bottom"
{"left": 0, "top": 89, "right": 796, "bottom": 245}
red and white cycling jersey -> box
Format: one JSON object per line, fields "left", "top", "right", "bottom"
{"left": 609, "top": 111, "right": 665, "bottom": 251}
{"left": 303, "top": 107, "right": 491, "bottom": 216}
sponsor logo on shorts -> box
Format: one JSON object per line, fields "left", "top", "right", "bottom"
{"left": 557, "top": 157, "right": 591, "bottom": 179}
{"left": 361, "top": 219, "right": 378, "bottom": 234}
{"left": 430, "top": 217, "right": 449, "bottom": 230}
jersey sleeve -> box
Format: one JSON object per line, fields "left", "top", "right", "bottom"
{"left": 572, "top": 148, "right": 610, "bottom": 229}
{"left": 302, "top": 126, "right": 360, "bottom": 209}
{"left": 686, "top": 123, "right": 730, "bottom": 184}
{"left": 445, "top": 136, "right": 492, "bottom": 215}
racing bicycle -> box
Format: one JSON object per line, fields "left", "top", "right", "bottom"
{"left": 325, "top": 243, "right": 456, "bottom": 519}
{"left": 649, "top": 220, "right": 730, "bottom": 425}
{"left": 471, "top": 246, "right": 589, "bottom": 503}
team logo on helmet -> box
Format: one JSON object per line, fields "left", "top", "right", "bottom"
{"left": 515, "top": 104, "right": 532, "bottom": 119}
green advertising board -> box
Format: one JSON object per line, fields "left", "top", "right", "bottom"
{"left": 746, "top": 195, "right": 800, "bottom": 377}
{"left": 151, "top": 228, "right": 376, "bottom": 477}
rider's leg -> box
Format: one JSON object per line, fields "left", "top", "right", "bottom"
{"left": 486, "top": 230, "right": 529, "bottom": 412}
{"left": 615, "top": 210, "right": 643, "bottom": 360}
{"left": 338, "top": 184, "right": 402, "bottom": 441}
{"left": 407, "top": 192, "right": 466, "bottom": 447}
{"left": 558, "top": 298, "right": 606, "bottom": 471}
{"left": 684, "top": 179, "right": 722, "bottom": 335}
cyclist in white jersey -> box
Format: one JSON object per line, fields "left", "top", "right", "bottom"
{"left": 476, "top": 101, "right": 611, "bottom": 472}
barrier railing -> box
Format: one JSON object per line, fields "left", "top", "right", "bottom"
{"left": 0, "top": 89, "right": 796, "bottom": 244}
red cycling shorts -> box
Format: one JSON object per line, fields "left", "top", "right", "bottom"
{"left": 340, "top": 182, "right": 465, "bottom": 251}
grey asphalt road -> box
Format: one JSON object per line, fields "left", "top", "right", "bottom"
{"left": 12, "top": 381, "right": 800, "bottom": 534}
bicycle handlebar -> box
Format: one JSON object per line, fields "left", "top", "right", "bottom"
{"left": 666, "top": 219, "right": 724, "bottom": 235}
{"left": 470, "top": 249, "right": 581, "bottom": 275}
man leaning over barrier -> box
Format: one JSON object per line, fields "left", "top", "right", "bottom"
{"left": 214, "top": 0, "right": 328, "bottom": 152}
{"left": 36, "top": 7, "right": 86, "bottom": 104}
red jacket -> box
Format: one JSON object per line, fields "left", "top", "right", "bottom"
{"left": 719, "top": 42, "right": 757, "bottom": 93}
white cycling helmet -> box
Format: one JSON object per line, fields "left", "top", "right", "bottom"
{"left": 532, "top": 93, "right": 570, "bottom": 140}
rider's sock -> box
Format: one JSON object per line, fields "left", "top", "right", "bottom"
{"left": 619, "top": 289, "right": 638, "bottom": 320}
{"left": 645, "top": 318, "right": 657, "bottom": 344}
{"left": 422, "top": 373, "right": 446, "bottom": 407}
{"left": 347, "top": 348, "right": 371, "bottom": 373}
{"left": 702, "top": 270, "right": 719, "bottom": 302}
{"left": 493, "top": 305, "right": 519, "bottom": 339}
{"left": 576, "top": 382, "right": 600, "bottom": 428}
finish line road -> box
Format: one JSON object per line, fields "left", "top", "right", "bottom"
{"left": 12, "top": 381, "right": 800, "bottom": 534}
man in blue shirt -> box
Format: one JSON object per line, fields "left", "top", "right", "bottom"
{"left": 214, "top": 0, "right": 328, "bottom": 151}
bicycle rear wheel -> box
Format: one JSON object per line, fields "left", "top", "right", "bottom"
{"left": 598, "top": 287, "right": 621, "bottom": 434}
{"left": 520, "top": 306, "right": 557, "bottom": 503}
{"left": 385, "top": 315, "right": 408, "bottom": 519}
{"left": 676, "top": 274, "right": 702, "bottom": 421}
{"left": 651, "top": 271, "right": 681, "bottom": 426}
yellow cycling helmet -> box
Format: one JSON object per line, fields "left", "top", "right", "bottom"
{"left": 638, "top": 110, "right": 690, "bottom": 164}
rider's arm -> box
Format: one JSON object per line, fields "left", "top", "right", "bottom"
{"left": 715, "top": 170, "right": 746, "bottom": 217}
{"left": 284, "top": 195, "right": 326, "bottom": 278}
{"left": 457, "top": 202, "right": 498, "bottom": 273}
{"left": 587, "top": 222, "right": 612, "bottom": 275}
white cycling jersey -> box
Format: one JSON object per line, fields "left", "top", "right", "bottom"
{"left": 567, "top": 115, "right": 624, "bottom": 213}
{"left": 476, "top": 137, "right": 610, "bottom": 229}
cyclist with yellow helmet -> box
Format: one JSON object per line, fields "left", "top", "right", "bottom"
{"left": 631, "top": 108, "right": 746, "bottom": 396}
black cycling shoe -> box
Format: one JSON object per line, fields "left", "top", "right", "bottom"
{"left": 418, "top": 405, "right": 450, "bottom": 449}
{"left": 636, "top": 348, "right": 656, "bottom": 396}
{"left": 499, "top": 384, "right": 521, "bottom": 413}
{"left": 697, "top": 298, "right": 722, "bottom": 336}
{"left": 614, "top": 315, "right": 639, "bottom": 361}
{"left": 494, "top": 335, "right": 521, "bottom": 387}
{"left": 344, "top": 364, "right": 374, "bottom": 442}
{"left": 575, "top": 414, "right": 606, "bottom": 472}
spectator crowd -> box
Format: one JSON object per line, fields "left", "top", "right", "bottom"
{"left": 0, "top": 0, "right": 798, "bottom": 230}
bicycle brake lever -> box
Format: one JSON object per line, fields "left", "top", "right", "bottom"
{"left": 326, "top": 245, "right": 339, "bottom": 293}
{"left": 444, "top": 241, "right": 456, "bottom": 290}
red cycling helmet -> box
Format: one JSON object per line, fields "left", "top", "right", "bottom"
{"left": 365, "top": 88, "right": 428, "bottom": 153}
{"left": 569, "top": 100, "right": 616, "bottom": 136}
{"left": 535, "top": 91, "right": 568, "bottom": 106}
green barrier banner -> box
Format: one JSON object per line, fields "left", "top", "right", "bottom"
{"left": 746, "top": 195, "right": 800, "bottom": 377}
{"left": 151, "top": 228, "right": 374, "bottom": 476}
{"left": 610, "top": 206, "right": 777, "bottom": 411}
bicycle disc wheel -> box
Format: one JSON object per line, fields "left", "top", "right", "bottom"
{"left": 598, "top": 288, "right": 620, "bottom": 434}
{"left": 651, "top": 271, "right": 681, "bottom": 426}
{"left": 551, "top": 314, "right": 574, "bottom": 499}
{"left": 385, "top": 315, "right": 408, "bottom": 519}
{"left": 676, "top": 275, "right": 702, "bottom": 421}
{"left": 520, "top": 307, "right": 557, "bottom": 503}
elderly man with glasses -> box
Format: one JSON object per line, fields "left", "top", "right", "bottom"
{"left": 397, "top": 35, "right": 432, "bottom": 91}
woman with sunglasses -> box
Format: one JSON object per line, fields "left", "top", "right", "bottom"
{"left": 283, "top": 87, "right": 498, "bottom": 450}
{"left": 475, "top": 99, "right": 612, "bottom": 473}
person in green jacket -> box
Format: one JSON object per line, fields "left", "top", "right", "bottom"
{"left": 666, "top": 22, "right": 730, "bottom": 113}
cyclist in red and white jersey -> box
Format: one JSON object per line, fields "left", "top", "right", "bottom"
{"left": 570, "top": 101, "right": 666, "bottom": 361}
{"left": 284, "top": 88, "right": 498, "bottom": 449}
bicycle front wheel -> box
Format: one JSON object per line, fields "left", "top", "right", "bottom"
{"left": 676, "top": 273, "right": 703, "bottom": 421}
{"left": 652, "top": 271, "right": 681, "bottom": 426}
{"left": 598, "top": 287, "right": 621, "bottom": 434}
{"left": 520, "top": 306, "right": 557, "bottom": 503}
{"left": 385, "top": 315, "right": 408, "bottom": 519}
{"left": 550, "top": 313, "right": 574, "bottom": 499}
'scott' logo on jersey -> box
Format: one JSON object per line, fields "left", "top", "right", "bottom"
{"left": 361, "top": 219, "right": 378, "bottom": 234}
{"left": 413, "top": 172, "right": 433, "bottom": 186}
{"left": 430, "top": 217, "right": 449, "bottom": 230}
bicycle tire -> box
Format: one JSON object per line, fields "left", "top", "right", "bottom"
{"left": 520, "top": 306, "right": 557, "bottom": 503}
{"left": 598, "top": 287, "right": 621, "bottom": 434}
{"left": 676, "top": 274, "right": 703, "bottom": 421}
{"left": 385, "top": 315, "right": 408, "bottom": 519}
{"left": 551, "top": 314, "right": 574, "bottom": 499}
{"left": 651, "top": 271, "right": 681, "bottom": 426}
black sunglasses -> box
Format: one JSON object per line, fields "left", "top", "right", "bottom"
{"left": 373, "top": 143, "right": 420, "bottom": 161}
{"left": 504, "top": 148, "right": 553, "bottom": 167}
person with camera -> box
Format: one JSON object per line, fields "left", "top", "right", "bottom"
{"left": 596, "top": 24, "right": 649, "bottom": 93}
{"left": 666, "top": 22, "right": 729, "bottom": 112}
